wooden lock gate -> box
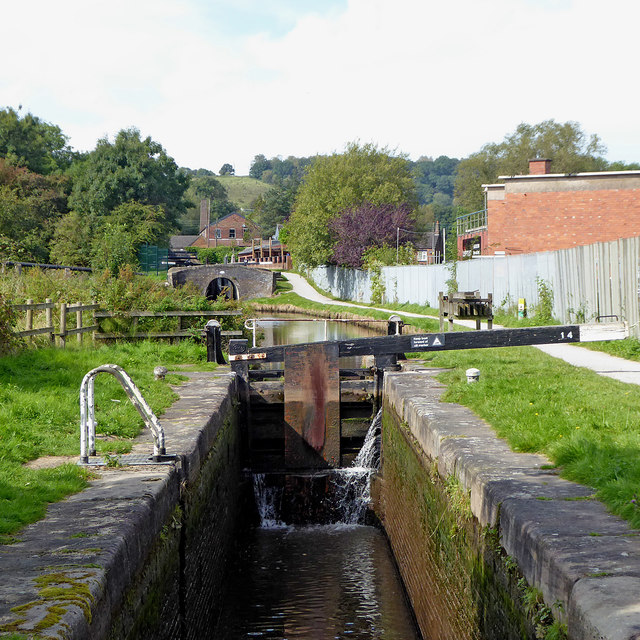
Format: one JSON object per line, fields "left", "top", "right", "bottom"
{"left": 228, "top": 321, "right": 628, "bottom": 472}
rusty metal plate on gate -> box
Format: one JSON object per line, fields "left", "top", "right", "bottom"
{"left": 284, "top": 342, "right": 340, "bottom": 469}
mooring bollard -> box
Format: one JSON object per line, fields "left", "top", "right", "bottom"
{"left": 387, "top": 314, "right": 406, "bottom": 361}
{"left": 154, "top": 366, "right": 168, "bottom": 381}
{"left": 204, "top": 320, "right": 227, "bottom": 364}
{"left": 466, "top": 368, "right": 481, "bottom": 383}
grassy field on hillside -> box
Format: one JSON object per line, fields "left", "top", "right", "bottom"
{"left": 216, "top": 175, "right": 271, "bottom": 210}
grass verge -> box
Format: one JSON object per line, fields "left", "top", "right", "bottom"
{"left": 250, "top": 291, "right": 448, "bottom": 333}
{"left": 424, "top": 346, "right": 640, "bottom": 528}
{"left": 0, "top": 340, "right": 210, "bottom": 538}
{"left": 577, "top": 336, "right": 640, "bottom": 362}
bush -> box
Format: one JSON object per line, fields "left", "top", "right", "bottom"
{"left": 193, "top": 246, "right": 236, "bottom": 264}
{"left": 0, "top": 293, "right": 21, "bottom": 354}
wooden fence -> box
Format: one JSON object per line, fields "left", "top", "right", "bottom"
{"left": 11, "top": 303, "right": 243, "bottom": 346}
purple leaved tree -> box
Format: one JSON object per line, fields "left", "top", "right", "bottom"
{"left": 329, "top": 203, "right": 414, "bottom": 267}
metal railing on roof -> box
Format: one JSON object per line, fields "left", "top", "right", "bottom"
{"left": 456, "top": 209, "right": 488, "bottom": 236}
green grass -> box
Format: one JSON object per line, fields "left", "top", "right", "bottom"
{"left": 0, "top": 340, "right": 210, "bottom": 537}
{"left": 425, "top": 346, "right": 640, "bottom": 528}
{"left": 578, "top": 336, "right": 640, "bottom": 361}
{"left": 493, "top": 312, "right": 560, "bottom": 328}
{"left": 250, "top": 291, "right": 446, "bottom": 333}
{"left": 216, "top": 175, "right": 270, "bottom": 210}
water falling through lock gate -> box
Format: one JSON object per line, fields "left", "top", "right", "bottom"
{"left": 253, "top": 409, "right": 382, "bottom": 529}
{"left": 212, "top": 410, "right": 421, "bottom": 639}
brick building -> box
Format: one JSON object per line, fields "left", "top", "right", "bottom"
{"left": 190, "top": 212, "right": 260, "bottom": 248}
{"left": 456, "top": 159, "right": 640, "bottom": 256}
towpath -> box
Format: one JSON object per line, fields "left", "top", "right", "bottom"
{"left": 284, "top": 272, "right": 640, "bottom": 386}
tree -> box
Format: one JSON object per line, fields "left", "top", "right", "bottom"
{"left": 219, "top": 163, "right": 235, "bottom": 176}
{"left": 249, "top": 154, "right": 271, "bottom": 180}
{"left": 49, "top": 211, "right": 94, "bottom": 266}
{"left": 251, "top": 184, "right": 297, "bottom": 237}
{"left": 69, "top": 128, "right": 189, "bottom": 228}
{"left": 329, "top": 203, "right": 414, "bottom": 268}
{"left": 454, "top": 120, "right": 608, "bottom": 212}
{"left": 0, "top": 158, "right": 68, "bottom": 261}
{"left": 287, "top": 142, "right": 417, "bottom": 267}
{"left": 193, "top": 175, "right": 227, "bottom": 201}
{"left": 0, "top": 106, "right": 74, "bottom": 175}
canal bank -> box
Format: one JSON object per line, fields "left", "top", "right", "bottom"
{"left": 0, "top": 371, "right": 245, "bottom": 639}
{"left": 377, "top": 365, "right": 640, "bottom": 640}
{"left": 1, "top": 364, "right": 639, "bottom": 638}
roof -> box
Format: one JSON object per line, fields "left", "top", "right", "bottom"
{"left": 483, "top": 169, "right": 640, "bottom": 188}
{"left": 169, "top": 235, "right": 199, "bottom": 250}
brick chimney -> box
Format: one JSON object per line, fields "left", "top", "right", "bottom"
{"left": 199, "top": 198, "right": 210, "bottom": 233}
{"left": 529, "top": 158, "right": 551, "bottom": 175}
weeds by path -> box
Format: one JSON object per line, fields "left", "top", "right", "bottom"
{"left": 0, "top": 340, "right": 210, "bottom": 539}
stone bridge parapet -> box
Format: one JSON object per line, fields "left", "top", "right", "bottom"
{"left": 168, "top": 265, "right": 276, "bottom": 300}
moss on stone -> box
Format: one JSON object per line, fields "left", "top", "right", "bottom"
{"left": 377, "top": 405, "right": 562, "bottom": 639}
{"left": 0, "top": 570, "right": 95, "bottom": 635}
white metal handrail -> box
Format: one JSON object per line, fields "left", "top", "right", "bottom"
{"left": 79, "top": 364, "right": 166, "bottom": 463}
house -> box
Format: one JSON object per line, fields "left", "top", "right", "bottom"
{"left": 414, "top": 224, "right": 445, "bottom": 264}
{"left": 190, "top": 212, "right": 261, "bottom": 248}
{"left": 456, "top": 159, "right": 640, "bottom": 256}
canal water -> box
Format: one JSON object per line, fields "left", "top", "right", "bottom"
{"left": 213, "top": 525, "right": 420, "bottom": 639}
{"left": 212, "top": 316, "right": 421, "bottom": 639}
{"left": 253, "top": 314, "right": 383, "bottom": 369}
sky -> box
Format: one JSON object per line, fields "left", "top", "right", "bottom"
{"left": 1, "top": 0, "right": 638, "bottom": 175}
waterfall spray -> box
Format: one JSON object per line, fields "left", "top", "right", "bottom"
{"left": 332, "top": 409, "right": 382, "bottom": 524}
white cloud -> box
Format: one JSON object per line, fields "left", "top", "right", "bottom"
{"left": 1, "top": 0, "right": 639, "bottom": 174}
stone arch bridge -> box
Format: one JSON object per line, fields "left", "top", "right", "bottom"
{"left": 167, "top": 265, "right": 276, "bottom": 301}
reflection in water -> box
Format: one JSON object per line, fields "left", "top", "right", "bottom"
{"left": 256, "top": 315, "right": 383, "bottom": 369}
{"left": 258, "top": 316, "right": 381, "bottom": 347}
{"left": 213, "top": 525, "right": 420, "bottom": 640}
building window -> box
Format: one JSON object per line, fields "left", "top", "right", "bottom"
{"left": 215, "top": 229, "right": 221, "bottom": 239}
{"left": 229, "top": 228, "right": 236, "bottom": 239}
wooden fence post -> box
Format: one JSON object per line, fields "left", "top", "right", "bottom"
{"left": 25, "top": 299, "right": 33, "bottom": 344}
{"left": 45, "top": 298, "right": 54, "bottom": 345}
{"left": 76, "top": 301, "right": 83, "bottom": 344}
{"left": 59, "top": 303, "right": 67, "bottom": 348}
{"left": 92, "top": 301, "right": 97, "bottom": 343}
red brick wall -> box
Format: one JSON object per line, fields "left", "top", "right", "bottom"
{"left": 488, "top": 189, "right": 640, "bottom": 254}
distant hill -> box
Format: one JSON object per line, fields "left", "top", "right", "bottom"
{"left": 216, "top": 176, "right": 271, "bottom": 210}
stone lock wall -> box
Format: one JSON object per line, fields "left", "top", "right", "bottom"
{"left": 107, "top": 374, "right": 245, "bottom": 640}
{"left": 374, "top": 403, "right": 536, "bottom": 640}
{"left": 0, "top": 372, "right": 245, "bottom": 640}
{"left": 375, "top": 368, "right": 640, "bottom": 640}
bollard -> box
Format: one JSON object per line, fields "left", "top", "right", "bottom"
{"left": 204, "top": 320, "right": 227, "bottom": 364}
{"left": 154, "top": 366, "right": 168, "bottom": 381}
{"left": 466, "top": 368, "right": 481, "bottom": 383}
{"left": 387, "top": 314, "right": 406, "bottom": 361}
